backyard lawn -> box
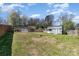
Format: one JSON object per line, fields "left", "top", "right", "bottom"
{"left": 12, "top": 32, "right": 79, "bottom": 56}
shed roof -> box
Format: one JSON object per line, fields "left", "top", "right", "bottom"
{"left": 47, "top": 26, "right": 62, "bottom": 29}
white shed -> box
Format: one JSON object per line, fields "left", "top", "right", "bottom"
{"left": 20, "top": 28, "right": 28, "bottom": 32}
{"left": 44, "top": 26, "right": 62, "bottom": 34}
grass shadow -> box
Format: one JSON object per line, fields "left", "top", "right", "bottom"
{"left": 0, "top": 31, "right": 14, "bottom": 56}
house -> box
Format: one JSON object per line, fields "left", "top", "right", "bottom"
{"left": 44, "top": 26, "right": 62, "bottom": 34}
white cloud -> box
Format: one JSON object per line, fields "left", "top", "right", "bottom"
{"left": 46, "top": 3, "right": 70, "bottom": 16}
{"left": 46, "top": 9, "right": 50, "bottom": 13}
{"left": 53, "top": 4, "right": 60, "bottom": 8}
{"left": 30, "top": 14, "right": 40, "bottom": 18}
{"left": 1, "top": 5, "right": 14, "bottom": 12}
{"left": 66, "top": 10, "right": 76, "bottom": 15}
{"left": 27, "top": 3, "right": 36, "bottom": 6}
{"left": 61, "top": 3, "right": 69, "bottom": 9}
{"left": 73, "top": 16, "right": 79, "bottom": 23}
{"left": 0, "top": 3, "right": 3, "bottom": 7}
{"left": 73, "top": 16, "right": 79, "bottom": 20}
{"left": 0, "top": 4, "right": 25, "bottom": 12}
{"left": 50, "top": 3, "right": 72, "bottom": 16}
{"left": 47, "top": 3, "right": 69, "bottom": 9}
{"left": 47, "top": 3, "right": 54, "bottom": 7}
{"left": 53, "top": 3, "right": 69, "bottom": 10}
{"left": 50, "top": 9, "right": 63, "bottom": 15}
{"left": 48, "top": 3, "right": 77, "bottom": 24}
{"left": 9, "top": 4, "right": 25, "bottom": 8}
{"left": 74, "top": 16, "right": 79, "bottom": 19}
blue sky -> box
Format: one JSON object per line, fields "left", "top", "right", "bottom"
{"left": 0, "top": 3, "right": 79, "bottom": 24}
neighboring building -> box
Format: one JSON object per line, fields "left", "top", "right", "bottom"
{"left": 67, "top": 30, "right": 78, "bottom": 36}
{"left": 67, "top": 24, "right": 79, "bottom": 36}
{"left": 44, "top": 26, "right": 62, "bottom": 34}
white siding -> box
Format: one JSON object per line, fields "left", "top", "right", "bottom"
{"left": 44, "top": 26, "right": 62, "bottom": 34}
{"left": 20, "top": 28, "right": 28, "bottom": 32}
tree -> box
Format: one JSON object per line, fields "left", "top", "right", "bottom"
{"left": 27, "top": 18, "right": 40, "bottom": 31}
{"left": 28, "top": 18, "right": 40, "bottom": 26}
{"left": 36, "top": 19, "right": 46, "bottom": 29}
{"left": 45, "top": 14, "right": 54, "bottom": 27}
{"left": 20, "top": 15, "right": 28, "bottom": 27}
{"left": 62, "top": 20, "right": 75, "bottom": 34}
{"left": 60, "top": 14, "right": 75, "bottom": 34}
{"left": 8, "top": 11, "right": 21, "bottom": 27}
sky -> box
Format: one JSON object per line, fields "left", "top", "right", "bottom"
{"left": 0, "top": 3, "right": 79, "bottom": 24}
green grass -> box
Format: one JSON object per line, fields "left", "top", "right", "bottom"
{"left": 12, "top": 32, "right": 79, "bottom": 56}
{"left": 0, "top": 32, "right": 14, "bottom": 56}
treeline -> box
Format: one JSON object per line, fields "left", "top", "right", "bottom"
{"left": 0, "top": 10, "right": 76, "bottom": 34}
{"left": 8, "top": 11, "right": 54, "bottom": 32}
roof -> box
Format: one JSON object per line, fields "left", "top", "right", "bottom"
{"left": 47, "top": 26, "right": 62, "bottom": 29}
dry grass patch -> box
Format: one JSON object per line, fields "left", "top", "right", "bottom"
{"left": 12, "top": 32, "right": 79, "bottom": 56}
{"left": 32, "top": 37, "right": 57, "bottom": 44}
